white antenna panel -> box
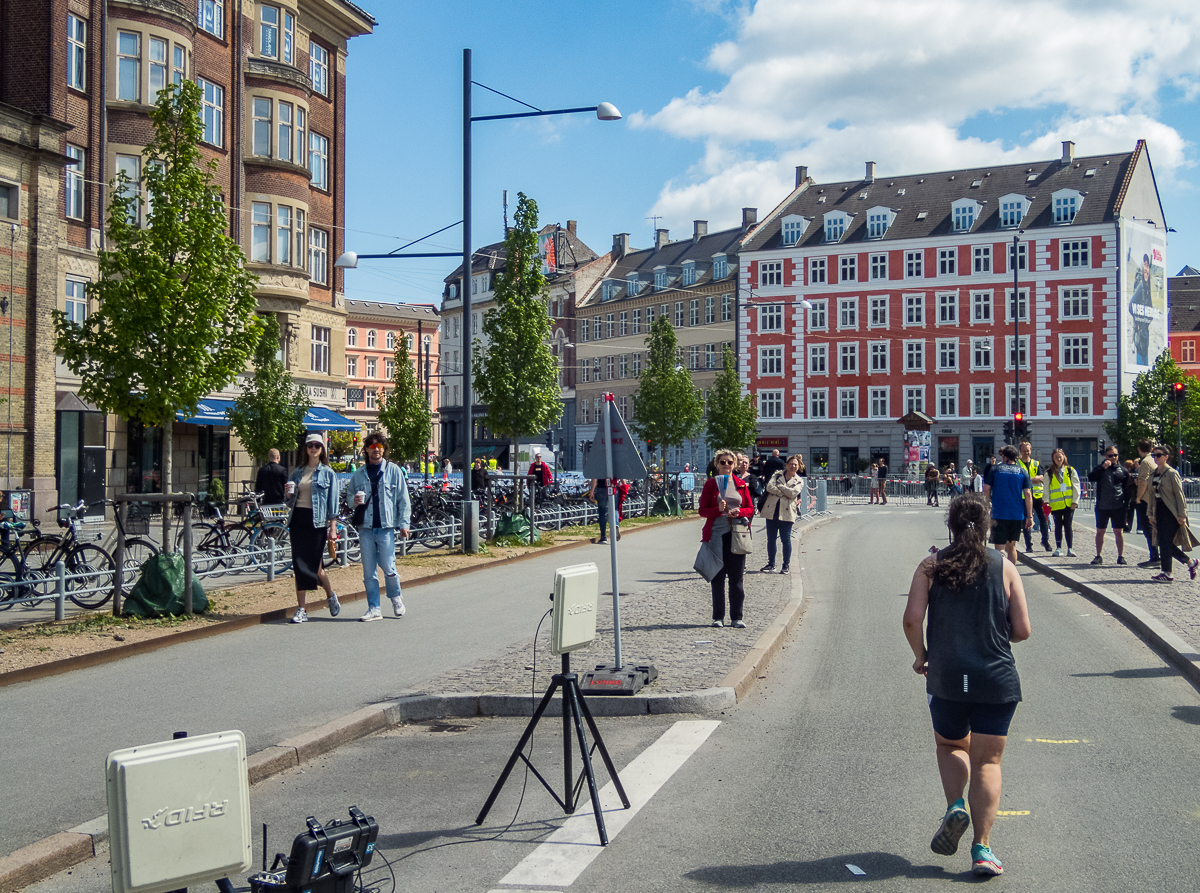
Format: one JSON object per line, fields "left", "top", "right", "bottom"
{"left": 551, "top": 562, "right": 600, "bottom": 655}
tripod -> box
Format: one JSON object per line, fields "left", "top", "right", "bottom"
{"left": 476, "top": 653, "right": 630, "bottom": 845}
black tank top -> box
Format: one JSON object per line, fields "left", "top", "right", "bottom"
{"left": 926, "top": 549, "right": 1022, "bottom": 703}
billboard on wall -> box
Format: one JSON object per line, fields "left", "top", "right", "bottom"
{"left": 1121, "top": 219, "right": 1168, "bottom": 391}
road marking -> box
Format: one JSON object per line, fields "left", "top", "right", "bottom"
{"left": 904, "top": 511, "right": 920, "bottom": 515}
{"left": 1031, "top": 738, "right": 1080, "bottom": 744}
{"left": 996, "top": 810, "right": 1031, "bottom": 816}
{"left": 842, "top": 511, "right": 861, "bottom": 515}
{"left": 497, "top": 720, "right": 721, "bottom": 888}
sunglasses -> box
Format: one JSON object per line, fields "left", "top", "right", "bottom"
{"left": 717, "top": 459, "right": 734, "bottom": 466}
{"left": 306, "top": 443, "right": 323, "bottom": 449}
{"left": 1105, "top": 453, "right": 1118, "bottom": 458}
{"left": 1152, "top": 452, "right": 1167, "bottom": 458}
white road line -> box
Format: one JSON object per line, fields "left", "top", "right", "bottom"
{"left": 841, "top": 511, "right": 861, "bottom": 515}
{"left": 496, "top": 719, "right": 721, "bottom": 889}
{"left": 903, "top": 511, "right": 921, "bottom": 515}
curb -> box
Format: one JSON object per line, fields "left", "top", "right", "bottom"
{"left": 0, "top": 512, "right": 829, "bottom": 891}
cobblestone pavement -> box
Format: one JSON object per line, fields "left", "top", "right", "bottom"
{"left": 421, "top": 522, "right": 809, "bottom": 696}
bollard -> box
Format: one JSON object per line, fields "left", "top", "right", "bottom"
{"left": 55, "top": 561, "right": 66, "bottom": 621}
{"left": 340, "top": 529, "right": 350, "bottom": 567}
{"left": 461, "top": 500, "right": 479, "bottom": 552}
{"left": 816, "top": 478, "right": 828, "bottom": 514}
{"left": 267, "top": 537, "right": 276, "bottom": 582}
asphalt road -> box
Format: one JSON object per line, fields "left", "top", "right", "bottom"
{"left": 22, "top": 507, "right": 1200, "bottom": 891}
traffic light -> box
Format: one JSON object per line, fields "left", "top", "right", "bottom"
{"left": 1013, "top": 412, "right": 1028, "bottom": 438}
{"left": 352, "top": 432, "right": 359, "bottom": 450}
{"left": 1002, "top": 419, "right": 1014, "bottom": 440}
{"left": 1172, "top": 381, "right": 1187, "bottom": 403}
{"left": 545, "top": 430, "right": 554, "bottom": 449}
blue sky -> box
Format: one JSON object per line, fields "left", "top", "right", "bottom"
{"left": 341, "top": 0, "right": 1200, "bottom": 307}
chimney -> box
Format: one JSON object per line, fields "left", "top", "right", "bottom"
{"left": 1061, "top": 140, "right": 1075, "bottom": 164}
{"left": 741, "top": 207, "right": 758, "bottom": 231}
{"left": 865, "top": 161, "right": 876, "bottom": 183}
{"left": 693, "top": 220, "right": 708, "bottom": 243}
{"left": 567, "top": 220, "right": 577, "bottom": 236}
{"left": 795, "top": 166, "right": 808, "bottom": 188}
{"left": 655, "top": 228, "right": 670, "bottom": 250}
{"left": 612, "top": 233, "right": 629, "bottom": 258}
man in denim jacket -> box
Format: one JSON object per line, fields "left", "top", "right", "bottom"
{"left": 348, "top": 432, "right": 412, "bottom": 621}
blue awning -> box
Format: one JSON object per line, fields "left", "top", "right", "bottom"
{"left": 176, "top": 398, "right": 235, "bottom": 426}
{"left": 302, "top": 407, "right": 361, "bottom": 431}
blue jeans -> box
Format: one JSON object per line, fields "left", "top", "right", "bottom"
{"left": 360, "top": 528, "right": 401, "bottom": 610}
{"left": 597, "top": 490, "right": 618, "bottom": 540}
{"left": 765, "top": 518, "right": 793, "bottom": 568}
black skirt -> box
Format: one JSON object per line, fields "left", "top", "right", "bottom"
{"left": 289, "top": 507, "right": 327, "bottom": 591}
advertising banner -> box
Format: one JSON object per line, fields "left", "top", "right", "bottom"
{"left": 1121, "top": 219, "right": 1168, "bottom": 391}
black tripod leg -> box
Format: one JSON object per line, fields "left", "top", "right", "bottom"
{"left": 565, "top": 679, "right": 609, "bottom": 846}
{"left": 574, "top": 683, "right": 631, "bottom": 810}
{"left": 476, "top": 678, "right": 562, "bottom": 825}
{"left": 563, "top": 674, "right": 574, "bottom": 813}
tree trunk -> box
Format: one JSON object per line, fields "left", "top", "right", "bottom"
{"left": 513, "top": 437, "right": 521, "bottom": 512}
{"left": 162, "top": 415, "right": 174, "bottom": 548}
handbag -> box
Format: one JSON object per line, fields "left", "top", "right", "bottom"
{"left": 1174, "top": 519, "right": 1200, "bottom": 552}
{"left": 693, "top": 538, "right": 723, "bottom": 582}
{"left": 731, "top": 520, "right": 753, "bottom": 555}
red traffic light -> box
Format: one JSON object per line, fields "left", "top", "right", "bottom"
{"left": 1174, "top": 382, "right": 1185, "bottom": 392}
{"left": 1013, "top": 412, "right": 1023, "bottom": 422}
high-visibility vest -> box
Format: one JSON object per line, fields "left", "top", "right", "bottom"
{"left": 1046, "top": 467, "right": 1078, "bottom": 510}
{"left": 1019, "top": 457, "right": 1044, "bottom": 498}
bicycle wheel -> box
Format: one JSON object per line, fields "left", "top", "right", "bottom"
{"left": 0, "top": 546, "right": 25, "bottom": 609}
{"left": 65, "top": 543, "right": 116, "bottom": 609}
{"left": 251, "top": 523, "right": 291, "bottom": 574}
{"left": 178, "top": 523, "right": 229, "bottom": 578}
{"left": 119, "top": 538, "right": 159, "bottom": 595}
{"left": 22, "top": 536, "right": 65, "bottom": 599}
{"left": 223, "top": 523, "right": 254, "bottom": 573}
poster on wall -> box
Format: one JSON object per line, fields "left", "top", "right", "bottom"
{"left": 904, "top": 430, "right": 930, "bottom": 470}
{"left": 1121, "top": 219, "right": 1168, "bottom": 391}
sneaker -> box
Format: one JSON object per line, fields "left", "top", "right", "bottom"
{"left": 597, "top": 538, "right": 608, "bottom": 545}
{"left": 1067, "top": 549, "right": 1077, "bottom": 557}
{"left": 731, "top": 619, "right": 746, "bottom": 629}
{"left": 616, "top": 527, "right": 621, "bottom": 541}
{"left": 760, "top": 564, "right": 776, "bottom": 573}
{"left": 1090, "top": 555, "right": 1103, "bottom": 565}
{"left": 1116, "top": 556, "right": 1128, "bottom": 566}
{"left": 390, "top": 596, "right": 406, "bottom": 617}
{"left": 971, "top": 843, "right": 1003, "bottom": 876}
{"left": 1052, "top": 548, "right": 1063, "bottom": 557}
{"left": 930, "top": 800, "right": 970, "bottom": 856}
{"left": 1191, "top": 558, "right": 1199, "bottom": 581}
{"left": 327, "top": 593, "right": 341, "bottom": 617}
{"left": 711, "top": 619, "right": 724, "bottom": 627}
{"left": 780, "top": 565, "right": 790, "bottom": 575}
{"left": 290, "top": 608, "right": 308, "bottom": 624}
{"left": 1152, "top": 573, "right": 1175, "bottom": 583}
{"left": 1138, "top": 558, "right": 1160, "bottom": 568}
{"left": 1043, "top": 542, "right": 1053, "bottom": 552}
{"left": 359, "top": 608, "right": 383, "bottom": 622}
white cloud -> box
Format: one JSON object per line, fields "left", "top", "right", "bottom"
{"left": 641, "top": 0, "right": 1200, "bottom": 229}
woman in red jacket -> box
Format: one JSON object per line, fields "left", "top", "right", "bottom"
{"left": 699, "top": 449, "right": 756, "bottom": 628}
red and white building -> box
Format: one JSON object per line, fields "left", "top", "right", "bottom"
{"left": 739, "top": 141, "right": 1168, "bottom": 474}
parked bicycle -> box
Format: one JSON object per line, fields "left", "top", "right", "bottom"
{"left": 174, "top": 492, "right": 291, "bottom": 576}
{"left": 22, "top": 501, "right": 118, "bottom": 609}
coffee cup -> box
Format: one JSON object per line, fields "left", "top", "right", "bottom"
{"left": 355, "top": 491, "right": 366, "bottom": 506}
{"left": 286, "top": 481, "right": 295, "bottom": 497}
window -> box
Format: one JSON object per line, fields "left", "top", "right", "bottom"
{"left": 760, "top": 346, "right": 783, "bottom": 376}
{"left": 197, "top": 78, "right": 223, "bottom": 146}
{"left": 971, "top": 291, "right": 992, "bottom": 323}
{"left": 682, "top": 261, "right": 696, "bottom": 286}
{"left": 654, "top": 268, "right": 668, "bottom": 291}
{"left": 606, "top": 313, "right": 615, "bottom": 338}
{"left": 309, "top": 227, "right": 328, "bottom": 285}
{"left": 839, "top": 342, "right": 858, "bottom": 373}
{"left": 620, "top": 354, "right": 630, "bottom": 378}
{"left": 808, "top": 299, "right": 827, "bottom": 331}
{"left": 116, "top": 31, "right": 140, "bottom": 101}
{"left": 311, "top": 326, "right": 330, "bottom": 373}
{"left": 580, "top": 319, "right": 590, "bottom": 342}
{"left": 365, "top": 357, "right": 376, "bottom": 378}
{"left": 259, "top": 5, "right": 294, "bottom": 62}
{"left": 870, "top": 253, "right": 887, "bottom": 280}
{"left": 760, "top": 261, "right": 783, "bottom": 286}
{"left": 952, "top": 201, "right": 977, "bottom": 232}
{"left": 810, "top": 257, "right": 827, "bottom": 284}
{"left": 64, "top": 145, "right": 84, "bottom": 219}
{"left": 808, "top": 389, "right": 827, "bottom": 419}
{"left": 385, "top": 331, "right": 396, "bottom": 350}
{"left": 867, "top": 209, "right": 894, "bottom": 239}
{"left": 1183, "top": 341, "right": 1196, "bottom": 363}
{"left": 938, "top": 292, "right": 957, "bottom": 324}
{"left": 625, "top": 273, "right": 640, "bottom": 297}
{"left": 937, "top": 338, "right": 957, "bottom": 371}
{"left": 838, "top": 388, "right": 858, "bottom": 419}
{"left": 275, "top": 205, "right": 292, "bottom": 265}
{"left": 1006, "top": 288, "right": 1029, "bottom": 323}
{"left": 347, "top": 328, "right": 357, "bottom": 347}
{"left": 905, "top": 293, "right": 924, "bottom": 325}
{"left": 252, "top": 97, "right": 272, "bottom": 155}
{"left": 619, "top": 311, "right": 628, "bottom": 336}
{"left": 782, "top": 217, "right": 805, "bottom": 246}
{"left": 619, "top": 396, "right": 629, "bottom": 418}
{"left": 67, "top": 15, "right": 86, "bottom": 90}
{"left": 580, "top": 400, "right": 590, "bottom": 425}
{"left": 277, "top": 101, "right": 293, "bottom": 162}
{"left": 1006, "top": 335, "right": 1030, "bottom": 370}
{"left": 722, "top": 294, "right": 732, "bottom": 321}
{"left": 809, "top": 344, "right": 827, "bottom": 374}
{"left": 824, "top": 212, "right": 848, "bottom": 242}
{"left": 689, "top": 300, "right": 699, "bottom": 326}
{"left": 673, "top": 302, "right": 684, "bottom": 327}
{"left": 1061, "top": 334, "right": 1091, "bottom": 368}
{"left": 345, "top": 355, "right": 357, "bottom": 377}
{"left": 1060, "top": 286, "right": 1091, "bottom": 320}
{"left": 605, "top": 356, "right": 615, "bottom": 380}
{"left": 905, "top": 387, "right": 924, "bottom": 414}
{"left": 869, "top": 341, "right": 888, "bottom": 372}
{"left": 760, "top": 390, "right": 784, "bottom": 420}
{"left": 250, "top": 201, "right": 270, "bottom": 261}
{"left": 1010, "top": 241, "right": 1027, "bottom": 271}
{"left": 870, "top": 387, "right": 889, "bottom": 418}
{"left": 706, "top": 344, "right": 717, "bottom": 369}
{"left": 1061, "top": 384, "right": 1091, "bottom": 415}
{"left": 905, "top": 340, "right": 924, "bottom": 372}
{"left": 115, "top": 154, "right": 141, "bottom": 224}
{"left": 840, "top": 255, "right": 857, "bottom": 282}
{"left": 759, "top": 304, "right": 783, "bottom": 332}
{"left": 366, "top": 329, "right": 376, "bottom": 348}
{"left": 705, "top": 295, "right": 715, "bottom": 324}
{"left": 838, "top": 298, "right": 857, "bottom": 329}
{"left": 972, "top": 385, "right": 992, "bottom": 417}
{"left": 905, "top": 250, "right": 923, "bottom": 278}
{"left": 365, "top": 389, "right": 376, "bottom": 410}
{"left": 869, "top": 295, "right": 888, "bottom": 327}
{"left": 294, "top": 106, "right": 306, "bottom": 164}
{"left": 713, "top": 255, "right": 728, "bottom": 279}
{"left": 149, "top": 36, "right": 169, "bottom": 94}
{"left": 999, "top": 196, "right": 1027, "bottom": 228}
{"left": 938, "top": 248, "right": 956, "bottom": 275}
{"left": 1005, "top": 385, "right": 1029, "bottom": 415}
{"left": 687, "top": 346, "right": 700, "bottom": 370}
{"left": 1053, "top": 190, "right": 1081, "bottom": 224}
{"left": 938, "top": 386, "right": 957, "bottom": 417}
{"left": 592, "top": 358, "right": 601, "bottom": 381}
{"left": 199, "top": 0, "right": 224, "bottom": 37}
{"left": 973, "top": 246, "right": 991, "bottom": 273}
{"left": 64, "top": 277, "right": 88, "bottom": 325}
{"left": 310, "top": 42, "right": 330, "bottom": 96}
{"left": 971, "top": 337, "right": 992, "bottom": 371}
{"left": 580, "top": 359, "right": 591, "bottom": 383}
{"left": 1061, "top": 239, "right": 1090, "bottom": 268}
{"left": 633, "top": 352, "right": 642, "bottom": 376}
{"left": 309, "top": 133, "right": 329, "bottom": 189}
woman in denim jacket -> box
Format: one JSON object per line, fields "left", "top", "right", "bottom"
{"left": 286, "top": 433, "right": 341, "bottom": 623}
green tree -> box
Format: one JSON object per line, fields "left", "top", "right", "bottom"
{"left": 472, "top": 193, "right": 562, "bottom": 495}
{"left": 705, "top": 344, "right": 757, "bottom": 452}
{"left": 55, "top": 81, "right": 260, "bottom": 493}
{"left": 632, "top": 314, "right": 704, "bottom": 469}
{"left": 227, "top": 314, "right": 311, "bottom": 462}
{"left": 1106, "top": 352, "right": 1200, "bottom": 464}
{"left": 328, "top": 431, "right": 355, "bottom": 461}
{"left": 377, "top": 344, "right": 432, "bottom": 463}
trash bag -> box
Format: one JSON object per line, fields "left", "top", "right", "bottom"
{"left": 123, "top": 553, "right": 208, "bottom": 618}
{"left": 651, "top": 494, "right": 680, "bottom": 516}
{"left": 495, "top": 511, "right": 538, "bottom": 541}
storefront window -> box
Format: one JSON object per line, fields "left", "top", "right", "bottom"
{"left": 127, "top": 424, "right": 163, "bottom": 493}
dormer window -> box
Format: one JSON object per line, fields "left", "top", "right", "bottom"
{"left": 951, "top": 199, "right": 981, "bottom": 233}
{"left": 682, "top": 260, "right": 697, "bottom": 286}
{"left": 602, "top": 281, "right": 618, "bottom": 301}
{"left": 781, "top": 214, "right": 808, "bottom": 246}
{"left": 998, "top": 194, "right": 1029, "bottom": 229}
{"left": 654, "top": 266, "right": 668, "bottom": 291}
{"left": 824, "top": 211, "right": 850, "bottom": 243}
{"left": 627, "top": 272, "right": 640, "bottom": 296}
{"left": 1052, "top": 189, "right": 1083, "bottom": 224}
{"left": 865, "top": 207, "right": 896, "bottom": 240}
{"left": 712, "top": 254, "right": 728, "bottom": 279}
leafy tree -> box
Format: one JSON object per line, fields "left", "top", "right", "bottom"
{"left": 705, "top": 344, "right": 757, "bottom": 452}
{"left": 1106, "top": 352, "right": 1200, "bottom": 464}
{"left": 377, "top": 343, "right": 432, "bottom": 463}
{"left": 632, "top": 314, "right": 704, "bottom": 469}
{"left": 55, "top": 81, "right": 260, "bottom": 493}
{"left": 472, "top": 193, "right": 561, "bottom": 498}
{"left": 228, "top": 314, "right": 311, "bottom": 462}
{"left": 328, "top": 431, "right": 355, "bottom": 461}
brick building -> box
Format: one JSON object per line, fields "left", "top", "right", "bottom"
{"left": 0, "top": 0, "right": 373, "bottom": 510}
{"left": 740, "top": 142, "right": 1167, "bottom": 475}
{"left": 1168, "top": 270, "right": 1200, "bottom": 378}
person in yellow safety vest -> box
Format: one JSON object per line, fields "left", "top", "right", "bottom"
{"left": 488, "top": 457, "right": 498, "bottom": 471}
{"left": 1018, "top": 441, "right": 1051, "bottom": 553}
{"left": 1044, "top": 448, "right": 1081, "bottom": 557}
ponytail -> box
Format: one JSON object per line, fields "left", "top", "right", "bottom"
{"left": 928, "top": 492, "right": 990, "bottom": 591}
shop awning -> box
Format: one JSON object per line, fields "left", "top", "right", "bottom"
{"left": 176, "top": 398, "right": 236, "bottom": 426}
{"left": 302, "top": 407, "right": 360, "bottom": 431}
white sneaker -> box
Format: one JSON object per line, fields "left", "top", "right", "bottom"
{"left": 1067, "top": 549, "right": 1077, "bottom": 557}
{"left": 327, "top": 593, "right": 341, "bottom": 617}
{"left": 359, "top": 608, "right": 382, "bottom": 622}
{"left": 390, "top": 596, "right": 406, "bottom": 617}
{"left": 1052, "top": 548, "right": 1063, "bottom": 557}
{"left": 290, "top": 608, "right": 308, "bottom": 624}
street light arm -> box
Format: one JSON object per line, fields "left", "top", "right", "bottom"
{"left": 472, "top": 104, "right": 622, "bottom": 122}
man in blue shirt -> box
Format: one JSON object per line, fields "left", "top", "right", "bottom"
{"left": 983, "top": 445, "right": 1033, "bottom": 565}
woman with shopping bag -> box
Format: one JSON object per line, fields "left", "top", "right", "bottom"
{"left": 1147, "top": 446, "right": 1200, "bottom": 583}
{"left": 698, "top": 449, "right": 755, "bottom": 628}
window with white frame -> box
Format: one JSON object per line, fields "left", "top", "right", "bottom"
{"left": 1006, "top": 384, "right": 1029, "bottom": 415}
{"left": 347, "top": 328, "right": 357, "bottom": 347}
{"left": 809, "top": 257, "right": 827, "bottom": 284}
{"left": 1061, "top": 383, "right": 1091, "bottom": 415}
{"left": 309, "top": 132, "right": 329, "bottom": 189}
{"left": 64, "top": 145, "right": 84, "bottom": 219}
{"left": 760, "top": 389, "right": 784, "bottom": 419}
{"left": 972, "top": 385, "right": 992, "bottom": 416}
{"left": 580, "top": 358, "right": 591, "bottom": 383}
{"left": 196, "top": 78, "right": 223, "bottom": 146}
{"left": 808, "top": 299, "right": 827, "bottom": 330}
{"left": 937, "top": 338, "right": 958, "bottom": 371}
{"left": 905, "top": 293, "right": 924, "bottom": 325}
{"left": 259, "top": 4, "right": 294, "bottom": 63}
{"left": 824, "top": 212, "right": 849, "bottom": 242}
{"left": 682, "top": 261, "right": 696, "bottom": 286}
{"left": 869, "top": 295, "right": 888, "bottom": 327}
{"left": 870, "top": 387, "right": 889, "bottom": 418}
{"left": 673, "top": 302, "right": 684, "bottom": 327}
{"left": 310, "top": 42, "right": 330, "bottom": 96}
{"left": 606, "top": 313, "right": 615, "bottom": 337}
{"left": 198, "top": 0, "right": 224, "bottom": 37}
{"left": 760, "top": 346, "right": 783, "bottom": 376}
{"left": 759, "top": 303, "right": 783, "bottom": 332}
{"left": 705, "top": 344, "right": 716, "bottom": 369}
{"left": 809, "top": 343, "right": 827, "bottom": 374}
{"left": 580, "top": 399, "right": 590, "bottom": 425}
{"left": 1061, "top": 239, "right": 1090, "bottom": 268}
{"left": 838, "top": 387, "right": 858, "bottom": 419}
{"left": 840, "top": 255, "right": 857, "bottom": 282}
{"left": 782, "top": 216, "right": 807, "bottom": 246}
{"left": 938, "top": 386, "right": 958, "bottom": 417}
{"left": 705, "top": 295, "right": 715, "bottom": 324}
{"left": 277, "top": 101, "right": 295, "bottom": 163}
{"left": 838, "top": 297, "right": 857, "bottom": 329}
{"left": 385, "top": 331, "right": 396, "bottom": 350}
{"left": 250, "top": 201, "right": 270, "bottom": 261}
{"left": 632, "top": 308, "right": 642, "bottom": 334}
{"left": 937, "top": 292, "right": 958, "bottom": 324}
{"left": 592, "top": 358, "right": 600, "bottom": 380}
{"left": 149, "top": 36, "right": 170, "bottom": 94}
{"left": 64, "top": 277, "right": 88, "bottom": 325}
{"left": 1060, "top": 334, "right": 1091, "bottom": 368}
{"left": 869, "top": 341, "right": 888, "bottom": 372}
{"left": 1184, "top": 341, "right": 1196, "bottom": 363}
{"left": 619, "top": 311, "right": 628, "bottom": 336}
{"left": 1006, "top": 334, "right": 1030, "bottom": 370}
{"left": 626, "top": 273, "right": 641, "bottom": 296}
{"left": 999, "top": 196, "right": 1028, "bottom": 228}
{"left": 619, "top": 395, "right": 629, "bottom": 418}
{"left": 839, "top": 342, "right": 858, "bottom": 373}
{"left": 870, "top": 253, "right": 887, "bottom": 279}
{"left": 971, "top": 291, "right": 992, "bottom": 323}
{"left": 1005, "top": 288, "right": 1029, "bottom": 322}
{"left": 1010, "top": 241, "right": 1027, "bottom": 271}
{"left": 252, "top": 97, "right": 272, "bottom": 155}
{"left": 689, "top": 300, "right": 699, "bottom": 326}
{"left": 1052, "top": 189, "right": 1082, "bottom": 224}
{"left": 366, "top": 329, "right": 376, "bottom": 347}
{"left": 722, "top": 294, "right": 732, "bottom": 321}
{"left": 621, "top": 354, "right": 630, "bottom": 378}
{"left": 1060, "top": 286, "right": 1091, "bottom": 320}
{"left": 760, "top": 261, "right": 783, "bottom": 286}
{"left": 905, "top": 340, "right": 925, "bottom": 372}
{"left": 973, "top": 245, "right": 991, "bottom": 273}
{"left": 116, "top": 31, "right": 140, "bottom": 102}
{"left": 606, "top": 356, "right": 615, "bottom": 380}
{"left": 346, "top": 355, "right": 357, "bottom": 377}
{"left": 938, "top": 247, "right": 957, "bottom": 275}
{"left": 654, "top": 267, "right": 668, "bottom": 290}
{"left": 713, "top": 255, "right": 728, "bottom": 279}
{"left": 905, "top": 386, "right": 924, "bottom": 414}
{"left": 808, "top": 388, "right": 828, "bottom": 419}
{"left": 952, "top": 200, "right": 980, "bottom": 232}
{"left": 365, "top": 357, "right": 376, "bottom": 378}
{"left": 275, "top": 205, "right": 293, "bottom": 265}
{"left": 866, "top": 208, "right": 894, "bottom": 239}
{"left": 580, "top": 319, "right": 590, "bottom": 342}
{"left": 971, "top": 337, "right": 992, "bottom": 370}
{"left": 67, "top": 15, "right": 87, "bottom": 90}
{"left": 311, "top": 325, "right": 330, "bottom": 373}
{"left": 633, "top": 352, "right": 643, "bottom": 376}
{"left": 309, "top": 227, "right": 328, "bottom": 285}
{"left": 905, "top": 250, "right": 923, "bottom": 278}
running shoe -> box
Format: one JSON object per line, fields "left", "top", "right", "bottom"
{"left": 1152, "top": 572, "right": 1175, "bottom": 583}
{"left": 971, "top": 843, "right": 1003, "bottom": 876}
{"left": 1090, "top": 555, "right": 1103, "bottom": 565}
{"left": 1138, "top": 558, "right": 1159, "bottom": 568}
{"left": 328, "top": 593, "right": 341, "bottom": 617}
{"left": 930, "top": 799, "right": 970, "bottom": 856}
{"left": 1052, "top": 548, "right": 1063, "bottom": 557}
{"left": 1067, "top": 549, "right": 1077, "bottom": 557}
{"left": 290, "top": 608, "right": 308, "bottom": 624}
{"left": 1116, "top": 556, "right": 1128, "bottom": 566}
{"left": 1191, "top": 558, "right": 1199, "bottom": 581}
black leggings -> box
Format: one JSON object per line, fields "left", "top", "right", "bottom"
{"left": 711, "top": 531, "right": 746, "bottom": 622}
{"left": 1155, "top": 500, "right": 1192, "bottom": 575}
{"left": 1051, "top": 507, "right": 1074, "bottom": 549}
